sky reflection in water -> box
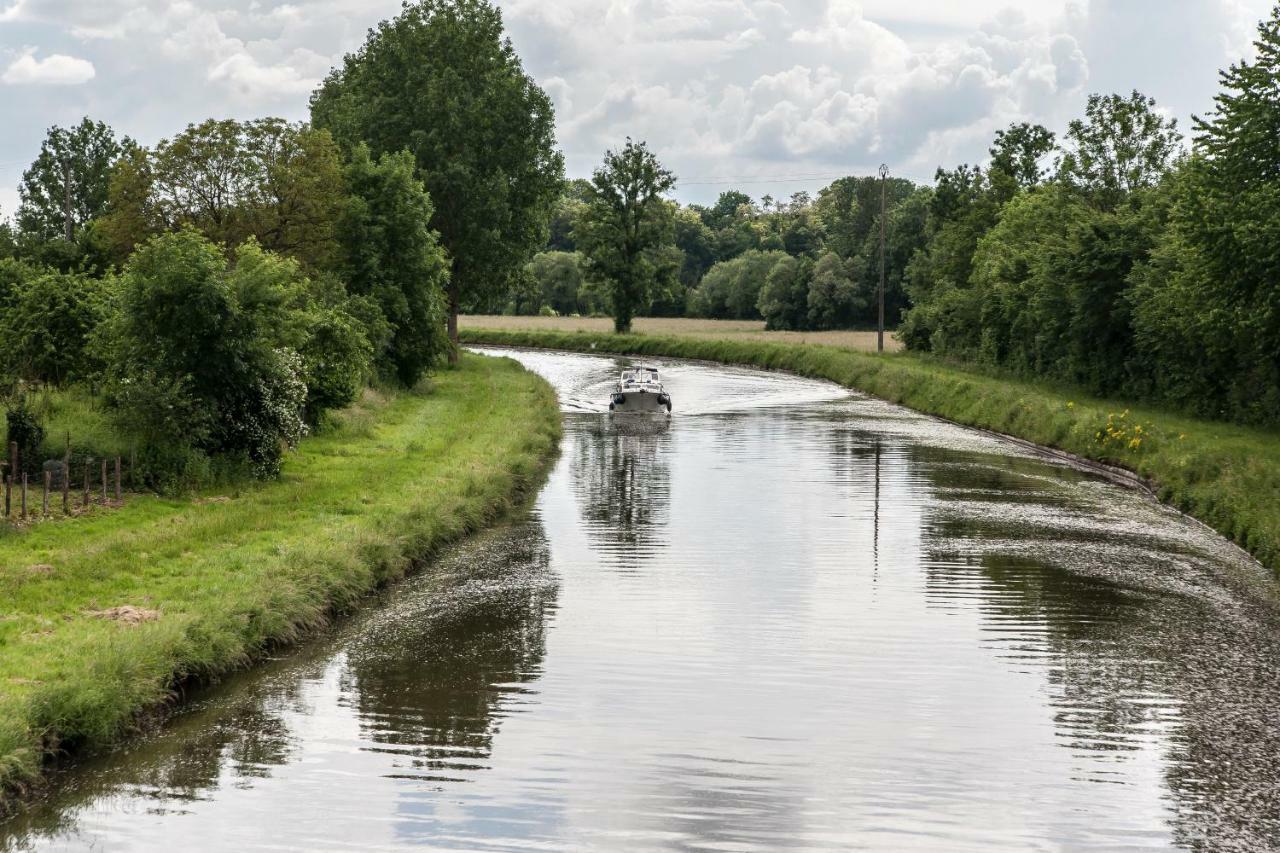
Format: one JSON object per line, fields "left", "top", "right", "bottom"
{"left": 5, "top": 348, "right": 1280, "bottom": 851}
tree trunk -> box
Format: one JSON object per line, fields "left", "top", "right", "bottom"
{"left": 447, "top": 283, "right": 460, "bottom": 365}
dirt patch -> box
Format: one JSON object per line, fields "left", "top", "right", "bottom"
{"left": 87, "top": 606, "right": 161, "bottom": 625}
{"left": 25, "top": 564, "right": 55, "bottom": 577}
{"left": 194, "top": 496, "right": 232, "bottom": 505}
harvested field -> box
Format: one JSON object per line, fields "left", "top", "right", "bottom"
{"left": 459, "top": 315, "right": 904, "bottom": 352}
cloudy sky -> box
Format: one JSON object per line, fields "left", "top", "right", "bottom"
{"left": 0, "top": 0, "right": 1273, "bottom": 217}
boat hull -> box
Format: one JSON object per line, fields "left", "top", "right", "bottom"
{"left": 610, "top": 389, "right": 671, "bottom": 414}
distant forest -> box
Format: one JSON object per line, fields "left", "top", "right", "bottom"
{"left": 2, "top": 1, "right": 1280, "bottom": 437}
{"left": 511, "top": 11, "right": 1280, "bottom": 427}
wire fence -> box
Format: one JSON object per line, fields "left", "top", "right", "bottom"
{"left": 2, "top": 441, "right": 128, "bottom": 522}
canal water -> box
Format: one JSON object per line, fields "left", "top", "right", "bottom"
{"left": 4, "top": 348, "right": 1280, "bottom": 851}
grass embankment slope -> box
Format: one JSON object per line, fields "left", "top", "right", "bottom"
{"left": 462, "top": 326, "right": 1280, "bottom": 574}
{"left": 0, "top": 353, "right": 559, "bottom": 810}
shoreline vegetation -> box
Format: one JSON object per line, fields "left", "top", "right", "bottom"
{"left": 0, "top": 353, "right": 560, "bottom": 814}
{"left": 460, "top": 325, "right": 1280, "bottom": 576}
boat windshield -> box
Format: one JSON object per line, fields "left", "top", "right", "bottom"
{"left": 621, "top": 369, "right": 659, "bottom": 385}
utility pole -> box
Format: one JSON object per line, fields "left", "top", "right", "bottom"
{"left": 61, "top": 156, "right": 73, "bottom": 243}
{"left": 877, "top": 164, "right": 889, "bottom": 353}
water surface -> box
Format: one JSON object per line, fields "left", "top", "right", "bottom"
{"left": 5, "top": 348, "right": 1280, "bottom": 851}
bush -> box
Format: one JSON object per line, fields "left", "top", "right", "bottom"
{"left": 96, "top": 229, "right": 311, "bottom": 484}
{"left": 339, "top": 145, "right": 449, "bottom": 386}
{"left": 523, "top": 251, "right": 593, "bottom": 316}
{"left": 807, "top": 252, "right": 863, "bottom": 330}
{"left": 0, "top": 268, "right": 108, "bottom": 384}
{"left": 689, "top": 250, "right": 789, "bottom": 319}
{"left": 757, "top": 255, "right": 811, "bottom": 330}
{"left": 6, "top": 401, "right": 46, "bottom": 475}
{"left": 296, "top": 307, "right": 373, "bottom": 424}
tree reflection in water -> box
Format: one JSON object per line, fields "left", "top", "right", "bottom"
{"left": 0, "top": 521, "right": 558, "bottom": 849}
{"left": 911, "top": 442, "right": 1280, "bottom": 850}
{"left": 570, "top": 414, "right": 673, "bottom": 567}
{"left": 340, "top": 521, "right": 557, "bottom": 783}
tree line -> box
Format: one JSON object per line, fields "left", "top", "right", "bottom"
{"left": 0, "top": 0, "right": 562, "bottom": 488}
{"left": 899, "top": 11, "right": 1280, "bottom": 427}
{"left": 507, "top": 161, "right": 928, "bottom": 333}
{"left": 512, "top": 8, "right": 1280, "bottom": 428}
{"left": 3, "top": 0, "right": 1280, "bottom": 473}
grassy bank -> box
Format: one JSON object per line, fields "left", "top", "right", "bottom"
{"left": 462, "top": 327, "right": 1280, "bottom": 574}
{"left": 0, "top": 353, "right": 560, "bottom": 810}
{"left": 460, "top": 314, "right": 904, "bottom": 352}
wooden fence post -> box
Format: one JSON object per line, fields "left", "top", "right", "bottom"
{"left": 63, "top": 441, "right": 70, "bottom": 515}
{"left": 82, "top": 461, "right": 90, "bottom": 508}
{"left": 43, "top": 469, "right": 50, "bottom": 516}
{"left": 100, "top": 460, "right": 107, "bottom": 505}
{"left": 4, "top": 473, "right": 10, "bottom": 518}
{"left": 20, "top": 474, "right": 27, "bottom": 519}
{"left": 114, "top": 457, "right": 121, "bottom": 502}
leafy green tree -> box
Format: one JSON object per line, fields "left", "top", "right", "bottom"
{"left": 1, "top": 268, "right": 108, "bottom": 384}
{"left": 851, "top": 187, "right": 931, "bottom": 327}
{"left": 1129, "top": 8, "right": 1280, "bottom": 423}
{"left": 673, "top": 207, "right": 715, "bottom": 287}
{"left": 102, "top": 118, "right": 346, "bottom": 270}
{"left": 17, "top": 118, "right": 132, "bottom": 242}
{"left": 702, "top": 191, "right": 753, "bottom": 231}
{"left": 0, "top": 258, "right": 32, "bottom": 305}
{"left": 781, "top": 200, "right": 823, "bottom": 258}
{"left": 97, "top": 229, "right": 309, "bottom": 481}
{"left": 311, "top": 0, "right": 564, "bottom": 359}
{"left": 0, "top": 216, "right": 16, "bottom": 259}
{"left": 339, "top": 145, "right": 449, "bottom": 385}
{"left": 757, "top": 255, "right": 811, "bottom": 330}
{"left": 223, "top": 240, "right": 374, "bottom": 423}
{"left": 522, "top": 251, "right": 591, "bottom": 315}
{"left": 965, "top": 184, "right": 1149, "bottom": 389}
{"left": 1057, "top": 91, "right": 1181, "bottom": 209}
{"left": 575, "top": 139, "right": 677, "bottom": 332}
{"left": 689, "top": 250, "right": 788, "bottom": 320}
{"left": 898, "top": 165, "right": 1004, "bottom": 351}
{"left": 547, "top": 179, "right": 592, "bottom": 252}
{"left": 990, "top": 122, "right": 1056, "bottom": 188}
{"left": 807, "top": 252, "right": 862, "bottom": 330}
{"left": 815, "top": 176, "right": 916, "bottom": 261}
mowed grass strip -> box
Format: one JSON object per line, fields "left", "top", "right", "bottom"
{"left": 462, "top": 327, "right": 1280, "bottom": 575}
{"left": 0, "top": 353, "right": 560, "bottom": 808}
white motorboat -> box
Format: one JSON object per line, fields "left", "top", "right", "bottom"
{"left": 609, "top": 366, "right": 672, "bottom": 414}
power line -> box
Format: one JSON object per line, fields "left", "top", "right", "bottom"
{"left": 679, "top": 171, "right": 854, "bottom": 187}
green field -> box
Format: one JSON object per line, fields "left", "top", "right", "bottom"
{"left": 0, "top": 353, "right": 559, "bottom": 810}
{"left": 462, "top": 327, "right": 1280, "bottom": 575}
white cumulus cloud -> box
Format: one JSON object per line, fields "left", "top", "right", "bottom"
{"left": 2, "top": 49, "right": 96, "bottom": 85}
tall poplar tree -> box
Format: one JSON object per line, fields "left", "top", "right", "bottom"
{"left": 310, "top": 0, "right": 564, "bottom": 361}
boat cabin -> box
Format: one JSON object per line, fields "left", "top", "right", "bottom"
{"left": 620, "top": 367, "right": 661, "bottom": 387}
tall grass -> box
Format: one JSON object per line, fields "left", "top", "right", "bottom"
{"left": 461, "top": 327, "right": 1280, "bottom": 574}
{"left": 0, "top": 353, "right": 560, "bottom": 811}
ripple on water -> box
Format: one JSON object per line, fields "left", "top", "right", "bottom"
{"left": 4, "top": 348, "right": 1279, "bottom": 851}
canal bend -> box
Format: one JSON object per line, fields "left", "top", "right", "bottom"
{"left": 5, "top": 348, "right": 1280, "bottom": 851}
